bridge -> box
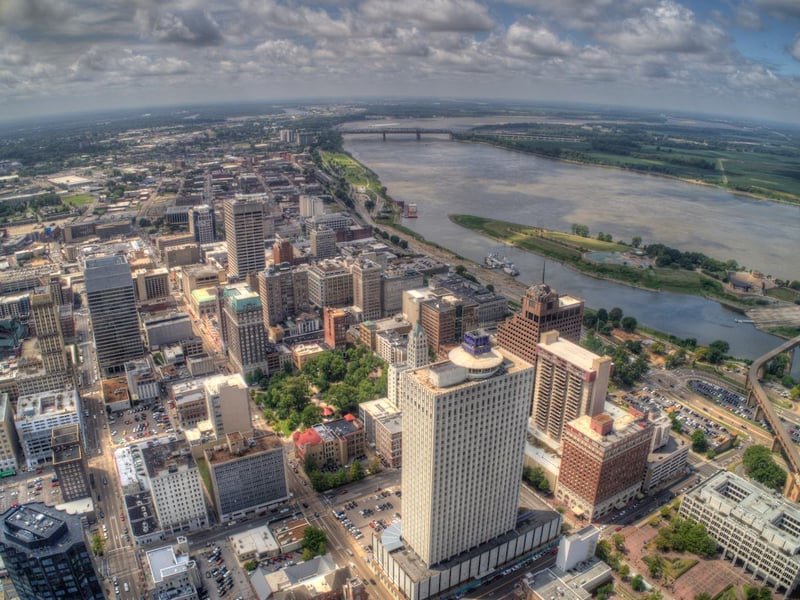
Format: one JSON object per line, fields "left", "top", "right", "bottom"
{"left": 339, "top": 127, "right": 454, "bottom": 140}
{"left": 745, "top": 334, "right": 800, "bottom": 499}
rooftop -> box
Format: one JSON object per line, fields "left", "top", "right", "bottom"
{"left": 147, "top": 545, "right": 192, "bottom": 584}
{"left": 206, "top": 431, "right": 282, "bottom": 466}
{"left": 141, "top": 439, "right": 196, "bottom": 478}
{"left": 566, "top": 414, "right": 649, "bottom": 447}
{"left": 537, "top": 331, "right": 610, "bottom": 372}
{"left": 16, "top": 386, "right": 78, "bottom": 420}
{"left": 0, "top": 503, "right": 77, "bottom": 553}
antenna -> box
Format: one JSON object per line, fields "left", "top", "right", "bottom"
{"left": 541, "top": 260, "right": 546, "bottom": 284}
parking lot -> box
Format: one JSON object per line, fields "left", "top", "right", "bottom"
{"left": 329, "top": 486, "right": 402, "bottom": 552}
{"left": 107, "top": 402, "right": 177, "bottom": 447}
{"left": 0, "top": 466, "right": 63, "bottom": 514}
{"left": 195, "top": 541, "right": 251, "bottom": 600}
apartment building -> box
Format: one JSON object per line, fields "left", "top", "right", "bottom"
{"left": 292, "top": 417, "right": 365, "bottom": 470}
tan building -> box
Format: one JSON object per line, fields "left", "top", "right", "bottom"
{"left": 419, "top": 294, "right": 478, "bottom": 356}
{"left": 225, "top": 196, "right": 266, "bottom": 279}
{"left": 496, "top": 283, "right": 584, "bottom": 366}
{"left": 180, "top": 265, "right": 222, "bottom": 297}
{"left": 556, "top": 413, "right": 653, "bottom": 520}
{"left": 163, "top": 243, "right": 202, "bottom": 269}
{"left": 310, "top": 227, "right": 337, "bottom": 259}
{"left": 375, "top": 414, "right": 402, "bottom": 469}
{"left": 133, "top": 268, "right": 170, "bottom": 303}
{"left": 257, "top": 263, "right": 310, "bottom": 327}
{"left": 156, "top": 233, "right": 196, "bottom": 258}
{"left": 531, "top": 331, "right": 611, "bottom": 446}
{"left": 171, "top": 380, "right": 208, "bottom": 429}
{"left": 307, "top": 259, "right": 352, "bottom": 309}
{"left": 292, "top": 342, "right": 327, "bottom": 370}
{"left": 30, "top": 292, "right": 67, "bottom": 374}
{"left": 292, "top": 417, "right": 365, "bottom": 470}
{"left": 352, "top": 258, "right": 383, "bottom": 321}
{"left": 203, "top": 374, "right": 251, "bottom": 438}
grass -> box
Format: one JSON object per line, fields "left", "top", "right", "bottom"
{"left": 713, "top": 584, "right": 738, "bottom": 600}
{"left": 671, "top": 557, "right": 699, "bottom": 579}
{"left": 765, "top": 325, "right": 800, "bottom": 338}
{"left": 766, "top": 287, "right": 800, "bottom": 303}
{"left": 62, "top": 193, "right": 93, "bottom": 207}
{"left": 320, "top": 150, "right": 385, "bottom": 200}
{"left": 196, "top": 457, "right": 213, "bottom": 496}
{"left": 450, "top": 214, "right": 742, "bottom": 302}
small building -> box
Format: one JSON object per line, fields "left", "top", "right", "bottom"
{"left": 145, "top": 538, "right": 202, "bottom": 600}
{"left": 230, "top": 525, "right": 281, "bottom": 562}
{"left": 250, "top": 553, "right": 352, "bottom": 600}
{"left": 102, "top": 377, "right": 131, "bottom": 413}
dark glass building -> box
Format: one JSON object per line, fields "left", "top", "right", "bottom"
{"left": 0, "top": 503, "right": 104, "bottom": 600}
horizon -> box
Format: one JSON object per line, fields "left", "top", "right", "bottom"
{"left": 1, "top": 0, "right": 800, "bottom": 123}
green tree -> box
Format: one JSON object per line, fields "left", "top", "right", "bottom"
{"left": 244, "top": 560, "right": 259, "bottom": 571}
{"left": 368, "top": 456, "right": 383, "bottom": 474}
{"left": 91, "top": 534, "right": 104, "bottom": 556}
{"left": 609, "top": 307, "right": 623, "bottom": 325}
{"left": 742, "top": 445, "right": 787, "bottom": 490}
{"left": 631, "top": 574, "right": 646, "bottom": 591}
{"left": 618, "top": 563, "right": 630, "bottom": 581}
{"left": 631, "top": 236, "right": 642, "bottom": 248}
{"left": 595, "top": 540, "right": 612, "bottom": 562}
{"left": 611, "top": 533, "right": 626, "bottom": 553}
{"left": 621, "top": 316, "right": 638, "bottom": 333}
{"left": 691, "top": 429, "right": 708, "bottom": 453}
{"left": 300, "top": 404, "right": 323, "bottom": 428}
{"left": 596, "top": 308, "right": 608, "bottom": 323}
{"left": 349, "top": 460, "right": 365, "bottom": 481}
{"left": 302, "top": 526, "right": 328, "bottom": 557}
{"left": 695, "top": 593, "right": 712, "bottom": 600}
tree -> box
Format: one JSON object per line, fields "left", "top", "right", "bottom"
{"left": 742, "top": 445, "right": 787, "bottom": 490}
{"left": 596, "top": 308, "right": 608, "bottom": 323}
{"left": 611, "top": 533, "right": 626, "bottom": 553}
{"left": 618, "top": 563, "right": 630, "bottom": 581}
{"left": 302, "top": 526, "right": 328, "bottom": 558}
{"left": 348, "top": 460, "right": 365, "bottom": 481}
{"left": 691, "top": 429, "right": 708, "bottom": 453}
{"left": 91, "top": 533, "right": 104, "bottom": 556}
{"left": 583, "top": 313, "right": 598, "bottom": 329}
{"left": 300, "top": 404, "right": 323, "bottom": 428}
{"left": 609, "top": 307, "right": 623, "bottom": 325}
{"left": 631, "top": 574, "right": 646, "bottom": 592}
{"left": 368, "top": 456, "right": 383, "bottom": 474}
{"left": 595, "top": 540, "right": 612, "bottom": 562}
{"left": 632, "top": 236, "right": 642, "bottom": 248}
{"left": 244, "top": 560, "right": 259, "bottom": 571}
{"left": 621, "top": 316, "right": 638, "bottom": 333}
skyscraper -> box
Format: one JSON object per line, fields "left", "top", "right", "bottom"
{"left": 400, "top": 330, "right": 534, "bottom": 566}
{"left": 310, "top": 226, "right": 337, "bottom": 259}
{"left": 352, "top": 258, "right": 383, "bottom": 321}
{"left": 29, "top": 292, "right": 67, "bottom": 374}
{"left": 406, "top": 322, "right": 429, "bottom": 370}
{"left": 221, "top": 284, "right": 278, "bottom": 377}
{"left": 531, "top": 330, "right": 612, "bottom": 445}
{"left": 0, "top": 503, "right": 105, "bottom": 600}
{"left": 224, "top": 196, "right": 266, "bottom": 280}
{"left": 496, "top": 283, "right": 584, "bottom": 365}
{"left": 85, "top": 255, "right": 145, "bottom": 376}
{"left": 190, "top": 204, "right": 217, "bottom": 243}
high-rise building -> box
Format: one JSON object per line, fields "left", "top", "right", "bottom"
{"left": 85, "top": 255, "right": 145, "bottom": 376}
{"left": 310, "top": 227, "right": 337, "bottom": 259}
{"left": 132, "top": 268, "right": 170, "bottom": 303}
{"left": 0, "top": 394, "right": 19, "bottom": 473}
{"left": 257, "top": 264, "right": 310, "bottom": 327}
{"left": 51, "top": 424, "right": 90, "bottom": 502}
{"left": 29, "top": 292, "right": 67, "bottom": 374}
{"left": 419, "top": 295, "right": 478, "bottom": 355}
{"left": 272, "top": 235, "right": 294, "bottom": 265}
{"left": 190, "top": 204, "right": 217, "bottom": 243}
{"left": 352, "top": 258, "right": 383, "bottom": 321}
{"left": 400, "top": 330, "right": 534, "bottom": 566}
{"left": 406, "top": 322, "right": 429, "bottom": 370}
{"left": 324, "top": 307, "right": 348, "bottom": 349}
{"left": 556, "top": 413, "right": 653, "bottom": 520}
{"left": 221, "top": 284, "right": 279, "bottom": 377}
{"left": 531, "top": 331, "right": 611, "bottom": 445}
{"left": 496, "top": 283, "right": 584, "bottom": 366}
{"left": 203, "top": 374, "right": 252, "bottom": 438}
{"left": 0, "top": 503, "right": 105, "bottom": 600}
{"left": 205, "top": 431, "right": 288, "bottom": 523}
{"left": 307, "top": 259, "right": 353, "bottom": 309}
{"left": 224, "top": 196, "right": 266, "bottom": 280}
{"left": 381, "top": 267, "right": 424, "bottom": 318}
{"left": 15, "top": 386, "right": 80, "bottom": 469}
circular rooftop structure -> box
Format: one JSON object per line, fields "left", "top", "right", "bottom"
{"left": 448, "top": 345, "right": 504, "bottom": 380}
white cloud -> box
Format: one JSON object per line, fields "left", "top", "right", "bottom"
{"left": 790, "top": 35, "right": 800, "bottom": 62}
{"left": 505, "top": 17, "right": 575, "bottom": 57}
{"left": 360, "top": 0, "right": 495, "bottom": 32}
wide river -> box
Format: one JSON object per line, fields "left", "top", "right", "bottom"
{"left": 343, "top": 120, "right": 800, "bottom": 365}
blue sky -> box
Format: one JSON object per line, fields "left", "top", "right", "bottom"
{"left": 1, "top": 0, "right": 799, "bottom": 122}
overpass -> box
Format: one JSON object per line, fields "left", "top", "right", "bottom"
{"left": 745, "top": 334, "right": 800, "bottom": 500}
{"left": 339, "top": 127, "right": 454, "bottom": 140}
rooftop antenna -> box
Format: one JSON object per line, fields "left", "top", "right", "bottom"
{"left": 541, "top": 260, "right": 546, "bottom": 284}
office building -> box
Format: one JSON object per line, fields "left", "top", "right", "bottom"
{"left": 382, "top": 267, "right": 424, "bottom": 318}
{"left": 556, "top": 413, "right": 653, "bottom": 520}
{"left": 310, "top": 227, "right": 337, "bottom": 259}
{"left": 205, "top": 431, "right": 288, "bottom": 523}
{"left": 400, "top": 330, "right": 534, "bottom": 566}
{"left": 85, "top": 255, "right": 145, "bottom": 376}
{"left": 257, "top": 263, "right": 310, "bottom": 327}
{"left": 146, "top": 540, "right": 202, "bottom": 600}
{"left": 272, "top": 236, "right": 294, "bottom": 265}
{"left": 359, "top": 398, "right": 401, "bottom": 445}
{"left": 180, "top": 265, "right": 221, "bottom": 297}
{"left": 531, "top": 331, "right": 611, "bottom": 445}
{"left": 680, "top": 471, "right": 800, "bottom": 596}
{"left": 203, "top": 374, "right": 252, "bottom": 438}
{"left": 299, "top": 195, "right": 324, "bottom": 218}
{"left": 308, "top": 259, "right": 353, "bottom": 309}
{"left": 142, "top": 311, "right": 193, "bottom": 348}
{"left": 225, "top": 196, "right": 266, "bottom": 279}
{"left": 323, "top": 307, "right": 348, "bottom": 349}
{"left": 190, "top": 204, "right": 217, "bottom": 243}
{"left": 221, "top": 284, "right": 274, "bottom": 377}
{"left": 496, "top": 283, "right": 584, "bottom": 366}
{"left": 51, "top": 424, "right": 90, "bottom": 502}
{"left": 375, "top": 414, "right": 402, "bottom": 468}
{"left": 0, "top": 394, "right": 19, "bottom": 473}
{"left": 406, "top": 322, "right": 429, "bottom": 370}
{"left": 141, "top": 440, "right": 208, "bottom": 534}
{"left": 352, "top": 258, "right": 383, "bottom": 321}
{"left": 29, "top": 292, "right": 68, "bottom": 375}
{"left": 15, "top": 386, "right": 80, "bottom": 468}
{"left": 419, "top": 294, "right": 478, "bottom": 355}
{"left": 124, "top": 358, "right": 160, "bottom": 405}
{"left": 428, "top": 273, "right": 509, "bottom": 328}
{"left": 133, "top": 268, "right": 170, "bottom": 303}
{"left": 0, "top": 503, "right": 105, "bottom": 600}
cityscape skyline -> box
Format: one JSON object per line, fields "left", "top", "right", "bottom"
{"left": 1, "top": 0, "right": 800, "bottom": 122}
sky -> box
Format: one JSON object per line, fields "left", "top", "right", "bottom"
{"left": 1, "top": 0, "right": 800, "bottom": 123}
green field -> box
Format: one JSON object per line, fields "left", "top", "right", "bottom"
{"left": 450, "top": 214, "right": 738, "bottom": 300}
{"left": 63, "top": 193, "right": 94, "bottom": 207}
{"left": 320, "top": 150, "right": 385, "bottom": 200}
{"left": 767, "top": 287, "right": 800, "bottom": 303}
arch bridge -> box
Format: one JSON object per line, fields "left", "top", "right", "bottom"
{"left": 745, "top": 334, "right": 800, "bottom": 499}
{"left": 339, "top": 127, "right": 454, "bottom": 140}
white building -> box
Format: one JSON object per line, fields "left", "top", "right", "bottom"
{"left": 124, "top": 358, "right": 160, "bottom": 404}
{"left": 680, "top": 471, "right": 800, "bottom": 596}
{"left": 400, "top": 329, "right": 534, "bottom": 566}
{"left": 142, "top": 440, "right": 208, "bottom": 534}
{"left": 0, "top": 393, "right": 19, "bottom": 472}
{"left": 203, "top": 374, "right": 251, "bottom": 438}
{"left": 146, "top": 538, "right": 202, "bottom": 600}
{"left": 15, "top": 386, "right": 80, "bottom": 468}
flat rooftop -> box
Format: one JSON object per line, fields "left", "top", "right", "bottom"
{"left": 409, "top": 345, "right": 531, "bottom": 393}
{"left": 567, "top": 414, "right": 646, "bottom": 446}
{"left": 16, "top": 386, "right": 78, "bottom": 420}
{"left": 206, "top": 432, "right": 282, "bottom": 466}
{"left": 537, "top": 335, "right": 609, "bottom": 372}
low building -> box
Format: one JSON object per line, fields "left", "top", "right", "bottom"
{"left": 142, "top": 312, "right": 193, "bottom": 349}
{"left": 230, "top": 525, "right": 280, "bottom": 562}
{"left": 102, "top": 376, "right": 131, "bottom": 413}
{"left": 359, "top": 399, "right": 401, "bottom": 445}
{"left": 292, "top": 342, "right": 327, "bottom": 369}
{"left": 250, "top": 553, "right": 351, "bottom": 600}
{"left": 15, "top": 386, "right": 81, "bottom": 468}
{"left": 205, "top": 432, "right": 289, "bottom": 523}
{"left": 172, "top": 380, "right": 208, "bottom": 429}
{"left": 125, "top": 358, "right": 160, "bottom": 404}
{"left": 292, "top": 417, "right": 365, "bottom": 470}
{"left": 680, "top": 471, "right": 800, "bottom": 596}
{"left": 145, "top": 538, "right": 202, "bottom": 600}
{"left": 375, "top": 414, "right": 402, "bottom": 468}
{"left": 644, "top": 435, "right": 689, "bottom": 493}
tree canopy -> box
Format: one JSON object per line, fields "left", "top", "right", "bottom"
{"left": 742, "top": 445, "right": 787, "bottom": 490}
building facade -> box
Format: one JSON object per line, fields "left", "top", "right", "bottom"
{"left": 221, "top": 284, "right": 274, "bottom": 377}
{"left": 85, "top": 255, "right": 145, "bottom": 376}
{"left": 310, "top": 227, "right": 337, "bottom": 259}
{"left": 400, "top": 330, "right": 534, "bottom": 566}
{"left": 15, "top": 387, "right": 80, "bottom": 468}
{"left": 531, "top": 331, "right": 611, "bottom": 445}
{"left": 556, "top": 413, "right": 653, "bottom": 520}
{"left": 496, "top": 283, "right": 584, "bottom": 366}
{"left": 224, "top": 196, "right": 266, "bottom": 280}
{"left": 51, "top": 424, "right": 90, "bottom": 502}
{"left": 29, "top": 293, "right": 67, "bottom": 375}
{"left": 352, "top": 258, "right": 383, "bottom": 321}
{"left": 190, "top": 204, "right": 217, "bottom": 243}
{"left": 308, "top": 259, "right": 353, "bottom": 309}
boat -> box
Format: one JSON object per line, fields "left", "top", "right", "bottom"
{"left": 502, "top": 263, "right": 519, "bottom": 276}
{"left": 734, "top": 319, "right": 754, "bottom": 324}
{"left": 484, "top": 252, "right": 504, "bottom": 269}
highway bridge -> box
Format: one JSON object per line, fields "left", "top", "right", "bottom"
{"left": 339, "top": 127, "right": 454, "bottom": 140}
{"left": 745, "top": 334, "right": 800, "bottom": 499}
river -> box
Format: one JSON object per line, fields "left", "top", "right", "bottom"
{"left": 343, "top": 125, "right": 799, "bottom": 366}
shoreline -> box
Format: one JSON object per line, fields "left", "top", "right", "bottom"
{"left": 456, "top": 136, "right": 800, "bottom": 208}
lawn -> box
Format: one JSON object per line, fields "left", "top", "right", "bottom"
{"left": 766, "top": 287, "right": 800, "bottom": 303}
{"left": 63, "top": 193, "right": 94, "bottom": 207}
{"left": 320, "top": 150, "right": 385, "bottom": 199}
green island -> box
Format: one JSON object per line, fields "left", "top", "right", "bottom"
{"left": 455, "top": 118, "right": 800, "bottom": 206}
{"left": 450, "top": 214, "right": 765, "bottom": 304}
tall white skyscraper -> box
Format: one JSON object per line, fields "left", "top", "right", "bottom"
{"left": 406, "top": 322, "right": 429, "bottom": 370}
{"left": 400, "top": 330, "right": 534, "bottom": 566}
{"left": 224, "top": 196, "right": 266, "bottom": 280}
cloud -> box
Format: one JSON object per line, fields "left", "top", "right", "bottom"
{"left": 136, "top": 5, "right": 223, "bottom": 46}
{"left": 0, "top": 0, "right": 71, "bottom": 27}
{"left": 755, "top": 0, "right": 800, "bottom": 19}
{"left": 360, "top": 0, "right": 495, "bottom": 33}
{"left": 505, "top": 17, "right": 575, "bottom": 57}
{"left": 790, "top": 34, "right": 800, "bottom": 62}
{"left": 599, "top": 0, "right": 726, "bottom": 54}
{"left": 500, "top": 0, "right": 650, "bottom": 30}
